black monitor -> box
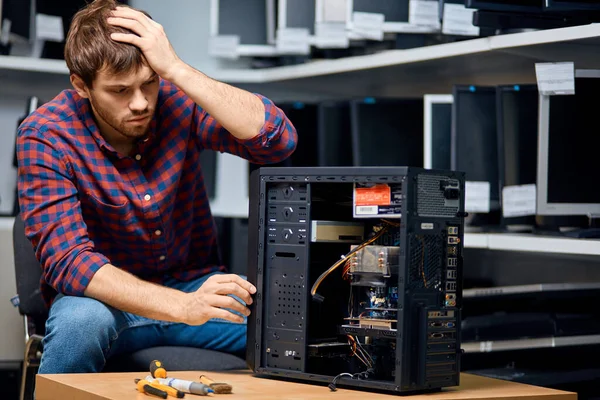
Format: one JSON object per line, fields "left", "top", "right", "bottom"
{"left": 350, "top": 98, "right": 423, "bottom": 167}
{"left": 465, "top": 0, "right": 542, "bottom": 13}
{"left": 352, "top": 0, "right": 408, "bottom": 22}
{"left": 317, "top": 101, "right": 353, "bottom": 167}
{"left": 496, "top": 84, "right": 538, "bottom": 228}
{"left": 545, "top": 0, "right": 600, "bottom": 11}
{"left": 424, "top": 95, "right": 453, "bottom": 171}
{"left": 199, "top": 150, "right": 217, "bottom": 201}
{"left": 536, "top": 70, "right": 600, "bottom": 219}
{"left": 451, "top": 86, "right": 499, "bottom": 216}
{"left": 2, "top": 0, "right": 34, "bottom": 42}
{"left": 279, "top": 0, "right": 316, "bottom": 35}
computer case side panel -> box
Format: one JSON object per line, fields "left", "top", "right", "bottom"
{"left": 246, "top": 168, "right": 264, "bottom": 371}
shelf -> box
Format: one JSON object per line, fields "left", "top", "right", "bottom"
{"left": 3, "top": 24, "right": 600, "bottom": 99}
{"left": 220, "top": 24, "right": 600, "bottom": 99}
{"left": 464, "top": 233, "right": 600, "bottom": 256}
{"left": 0, "top": 55, "right": 68, "bottom": 74}
{"left": 463, "top": 334, "right": 600, "bottom": 353}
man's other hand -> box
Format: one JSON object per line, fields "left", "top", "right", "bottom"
{"left": 107, "top": 6, "right": 183, "bottom": 81}
{"left": 183, "top": 274, "right": 257, "bottom": 325}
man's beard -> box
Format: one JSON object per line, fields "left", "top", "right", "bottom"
{"left": 90, "top": 96, "right": 152, "bottom": 139}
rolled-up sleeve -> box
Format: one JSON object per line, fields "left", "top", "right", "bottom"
{"left": 195, "top": 93, "right": 297, "bottom": 164}
{"left": 17, "top": 127, "right": 109, "bottom": 301}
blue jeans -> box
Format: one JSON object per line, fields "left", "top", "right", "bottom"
{"left": 38, "top": 272, "right": 247, "bottom": 373}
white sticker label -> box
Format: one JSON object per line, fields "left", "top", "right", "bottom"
{"left": 409, "top": 0, "right": 441, "bottom": 30}
{"left": 314, "top": 22, "right": 349, "bottom": 48}
{"left": 356, "top": 206, "right": 378, "bottom": 215}
{"left": 323, "top": 0, "right": 348, "bottom": 22}
{"left": 502, "top": 184, "right": 537, "bottom": 218}
{"left": 442, "top": 4, "right": 480, "bottom": 36}
{"left": 480, "top": 341, "right": 493, "bottom": 352}
{"left": 465, "top": 181, "right": 490, "bottom": 213}
{"left": 36, "top": 14, "right": 64, "bottom": 42}
{"left": 208, "top": 35, "right": 240, "bottom": 59}
{"left": 276, "top": 28, "right": 310, "bottom": 55}
{"left": 535, "top": 62, "right": 575, "bottom": 96}
{"left": 352, "top": 12, "right": 384, "bottom": 41}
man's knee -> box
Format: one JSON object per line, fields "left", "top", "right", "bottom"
{"left": 45, "top": 296, "right": 120, "bottom": 349}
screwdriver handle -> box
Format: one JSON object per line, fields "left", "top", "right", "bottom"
{"left": 150, "top": 360, "right": 167, "bottom": 378}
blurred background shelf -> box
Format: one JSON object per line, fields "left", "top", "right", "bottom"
{"left": 465, "top": 233, "right": 600, "bottom": 256}
{"left": 4, "top": 24, "right": 600, "bottom": 100}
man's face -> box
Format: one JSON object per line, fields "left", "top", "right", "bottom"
{"left": 86, "top": 64, "right": 160, "bottom": 141}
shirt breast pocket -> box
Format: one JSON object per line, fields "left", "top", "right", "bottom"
{"left": 84, "top": 190, "right": 136, "bottom": 230}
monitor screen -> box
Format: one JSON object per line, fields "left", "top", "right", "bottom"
{"left": 317, "top": 102, "right": 353, "bottom": 166}
{"left": 497, "top": 85, "right": 538, "bottom": 188}
{"left": 351, "top": 98, "right": 423, "bottom": 167}
{"left": 545, "top": 77, "right": 600, "bottom": 205}
{"left": 424, "top": 95, "right": 453, "bottom": 171}
{"left": 352, "top": 0, "right": 409, "bottom": 23}
{"left": 451, "top": 86, "right": 499, "bottom": 208}
{"left": 465, "top": 0, "right": 541, "bottom": 12}
{"left": 200, "top": 150, "right": 217, "bottom": 200}
{"left": 545, "top": 0, "right": 600, "bottom": 11}
{"left": 218, "top": 0, "right": 268, "bottom": 45}
{"left": 283, "top": 0, "right": 316, "bottom": 34}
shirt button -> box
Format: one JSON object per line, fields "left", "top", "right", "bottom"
{"left": 144, "top": 194, "right": 151, "bottom": 201}
{"left": 135, "top": 154, "right": 142, "bottom": 161}
{"left": 159, "top": 255, "right": 166, "bottom": 261}
{"left": 155, "top": 230, "right": 162, "bottom": 236}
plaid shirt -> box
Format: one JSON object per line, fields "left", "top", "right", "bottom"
{"left": 17, "top": 79, "right": 297, "bottom": 308}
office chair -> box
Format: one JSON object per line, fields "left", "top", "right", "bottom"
{"left": 12, "top": 214, "right": 247, "bottom": 400}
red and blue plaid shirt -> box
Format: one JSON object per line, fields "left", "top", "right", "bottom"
{"left": 17, "top": 79, "right": 297, "bottom": 308}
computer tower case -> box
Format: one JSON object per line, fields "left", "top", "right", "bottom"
{"left": 247, "top": 166, "right": 465, "bottom": 394}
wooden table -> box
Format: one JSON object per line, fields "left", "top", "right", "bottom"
{"left": 36, "top": 370, "right": 576, "bottom": 400}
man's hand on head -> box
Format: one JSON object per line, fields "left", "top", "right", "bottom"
{"left": 182, "top": 274, "right": 257, "bottom": 326}
{"left": 107, "top": 6, "right": 183, "bottom": 81}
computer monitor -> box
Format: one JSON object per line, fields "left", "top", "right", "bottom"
{"left": 545, "top": 0, "right": 600, "bottom": 11}
{"left": 536, "top": 70, "right": 600, "bottom": 218}
{"left": 451, "top": 86, "right": 500, "bottom": 215}
{"left": 465, "top": 0, "right": 541, "bottom": 13}
{"left": 348, "top": 0, "right": 438, "bottom": 34}
{"left": 351, "top": 98, "right": 423, "bottom": 167}
{"left": 424, "top": 94, "right": 453, "bottom": 170}
{"left": 1, "top": 0, "right": 34, "bottom": 43}
{"left": 278, "top": 0, "right": 316, "bottom": 35}
{"left": 496, "top": 84, "right": 538, "bottom": 228}
{"left": 200, "top": 150, "right": 217, "bottom": 201}
{"left": 317, "top": 101, "right": 353, "bottom": 166}
{"left": 210, "top": 0, "right": 278, "bottom": 56}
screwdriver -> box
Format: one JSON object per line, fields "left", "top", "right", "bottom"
{"left": 136, "top": 378, "right": 185, "bottom": 398}
{"left": 136, "top": 379, "right": 168, "bottom": 399}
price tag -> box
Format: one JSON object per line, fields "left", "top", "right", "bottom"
{"left": 535, "top": 62, "right": 575, "bottom": 95}
{"left": 314, "top": 22, "right": 349, "bottom": 48}
{"left": 323, "top": 0, "right": 348, "bottom": 22}
{"left": 36, "top": 14, "right": 64, "bottom": 42}
{"left": 442, "top": 4, "right": 479, "bottom": 36}
{"left": 352, "top": 12, "right": 384, "bottom": 41}
{"left": 208, "top": 35, "right": 239, "bottom": 59}
{"left": 502, "top": 184, "right": 537, "bottom": 218}
{"left": 409, "top": 0, "right": 441, "bottom": 30}
{"left": 276, "top": 28, "right": 310, "bottom": 55}
{"left": 480, "top": 341, "right": 493, "bottom": 353}
{"left": 465, "top": 181, "right": 490, "bottom": 213}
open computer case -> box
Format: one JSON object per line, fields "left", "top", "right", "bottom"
{"left": 246, "top": 166, "right": 466, "bottom": 394}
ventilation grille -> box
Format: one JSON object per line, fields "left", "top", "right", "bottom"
{"left": 275, "top": 281, "right": 303, "bottom": 317}
{"left": 408, "top": 234, "right": 444, "bottom": 291}
{"left": 417, "top": 175, "right": 459, "bottom": 218}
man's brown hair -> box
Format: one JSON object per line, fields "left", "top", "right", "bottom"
{"left": 64, "top": 0, "right": 149, "bottom": 87}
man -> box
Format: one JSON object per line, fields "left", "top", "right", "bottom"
{"left": 16, "top": 0, "right": 297, "bottom": 373}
